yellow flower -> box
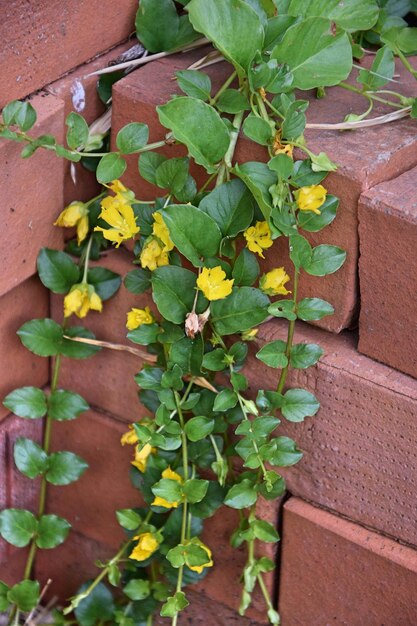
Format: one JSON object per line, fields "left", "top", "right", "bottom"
{"left": 140, "top": 238, "right": 170, "bottom": 271}
{"left": 131, "top": 443, "right": 154, "bottom": 473}
{"left": 126, "top": 306, "right": 154, "bottom": 331}
{"left": 54, "top": 201, "right": 89, "bottom": 246}
{"left": 120, "top": 424, "right": 139, "bottom": 446}
{"left": 153, "top": 213, "right": 174, "bottom": 252}
{"left": 94, "top": 193, "right": 139, "bottom": 247}
{"left": 196, "top": 266, "right": 234, "bottom": 301}
{"left": 241, "top": 328, "right": 259, "bottom": 341}
{"left": 272, "top": 131, "right": 294, "bottom": 158}
{"left": 129, "top": 532, "right": 159, "bottom": 561}
{"left": 188, "top": 540, "right": 213, "bottom": 574}
{"left": 260, "top": 267, "right": 291, "bottom": 296}
{"left": 152, "top": 466, "right": 183, "bottom": 509}
{"left": 294, "top": 184, "right": 327, "bottom": 215}
{"left": 244, "top": 221, "right": 273, "bottom": 258}
{"left": 63, "top": 283, "right": 102, "bottom": 319}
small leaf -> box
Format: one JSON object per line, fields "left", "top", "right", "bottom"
{"left": 124, "top": 268, "right": 151, "bottom": 294}
{"left": 211, "top": 287, "right": 269, "bottom": 335}
{"left": 48, "top": 389, "right": 89, "bottom": 421}
{"left": 290, "top": 343, "right": 324, "bottom": 369}
{"left": 139, "top": 151, "right": 168, "bottom": 184}
{"left": 225, "top": 479, "right": 257, "bottom": 509}
{"left": 269, "top": 436, "right": 303, "bottom": 466}
{"left": 185, "top": 416, "right": 215, "bottom": 441}
{"left": 297, "top": 297, "right": 334, "bottom": 321}
{"left": 213, "top": 389, "right": 238, "bottom": 412}
{"left": 281, "top": 388, "right": 320, "bottom": 422}
{"left": 124, "top": 579, "right": 151, "bottom": 601}
{"left": 87, "top": 267, "right": 121, "bottom": 301}
{"left": 116, "top": 123, "right": 149, "bottom": 154}
{"left": 66, "top": 112, "right": 89, "bottom": 150}
{"left": 75, "top": 582, "right": 115, "bottom": 626}
{"left": 160, "top": 591, "right": 189, "bottom": 618}
{"left": 176, "top": 70, "right": 211, "bottom": 101}
{"left": 46, "top": 451, "right": 88, "bottom": 485}
{"left": 17, "top": 318, "right": 63, "bottom": 357}
{"left": 243, "top": 114, "right": 273, "bottom": 146}
{"left": 256, "top": 340, "right": 288, "bottom": 368}
{"left": 9, "top": 101, "right": 37, "bottom": 131}
{"left": 304, "top": 244, "right": 346, "bottom": 276}
{"left": 37, "top": 248, "right": 80, "bottom": 294}
{"left": 36, "top": 514, "right": 71, "bottom": 549}
{"left": 297, "top": 195, "right": 338, "bottom": 232}
{"left": 182, "top": 478, "right": 209, "bottom": 503}
{"left": 0, "top": 509, "right": 38, "bottom": 547}
{"left": 289, "top": 234, "right": 312, "bottom": 270}
{"left": 155, "top": 157, "right": 189, "bottom": 194}
{"left": 60, "top": 327, "right": 101, "bottom": 359}
{"left": 14, "top": 437, "right": 48, "bottom": 479}
{"left": 128, "top": 323, "right": 160, "bottom": 346}
{"left": 200, "top": 179, "right": 255, "bottom": 238}
{"left": 116, "top": 509, "right": 142, "bottom": 531}
{"left": 216, "top": 89, "right": 250, "bottom": 113}
{"left": 267, "top": 299, "right": 296, "bottom": 321}
{"left": 7, "top": 580, "right": 40, "bottom": 612}
{"left": 152, "top": 266, "right": 199, "bottom": 324}
{"left": 0, "top": 581, "right": 10, "bottom": 612}
{"left": 3, "top": 387, "right": 47, "bottom": 419}
{"left": 96, "top": 153, "right": 127, "bottom": 184}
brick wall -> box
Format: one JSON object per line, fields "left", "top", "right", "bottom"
{"left": 1, "top": 7, "right": 417, "bottom": 624}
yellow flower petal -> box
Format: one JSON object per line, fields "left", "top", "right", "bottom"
{"left": 196, "top": 266, "right": 234, "bottom": 301}
{"left": 131, "top": 443, "right": 154, "bottom": 472}
{"left": 243, "top": 222, "right": 273, "bottom": 258}
{"left": 63, "top": 284, "right": 102, "bottom": 319}
{"left": 140, "top": 239, "right": 170, "bottom": 271}
{"left": 76, "top": 215, "right": 89, "bottom": 246}
{"left": 95, "top": 193, "right": 139, "bottom": 247}
{"left": 188, "top": 541, "right": 213, "bottom": 573}
{"left": 152, "top": 496, "right": 180, "bottom": 509}
{"left": 260, "top": 267, "right": 291, "bottom": 296}
{"left": 120, "top": 425, "right": 139, "bottom": 446}
{"left": 294, "top": 184, "right": 327, "bottom": 215}
{"left": 126, "top": 306, "right": 154, "bottom": 330}
{"left": 162, "top": 467, "right": 183, "bottom": 483}
{"left": 54, "top": 202, "right": 86, "bottom": 228}
{"left": 129, "top": 532, "right": 159, "bottom": 561}
{"left": 153, "top": 213, "right": 174, "bottom": 252}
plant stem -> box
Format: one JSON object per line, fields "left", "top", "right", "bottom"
{"left": 396, "top": 50, "right": 417, "bottom": 80}
{"left": 211, "top": 70, "right": 237, "bottom": 104}
{"left": 276, "top": 269, "right": 299, "bottom": 394}
{"left": 215, "top": 109, "right": 244, "bottom": 186}
{"left": 338, "top": 82, "right": 404, "bottom": 109}
{"left": 82, "top": 236, "right": 94, "bottom": 283}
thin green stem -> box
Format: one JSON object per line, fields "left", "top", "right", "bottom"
{"left": 211, "top": 70, "right": 237, "bottom": 104}
{"left": 397, "top": 50, "right": 417, "bottom": 79}
{"left": 277, "top": 269, "right": 299, "bottom": 394}
{"left": 338, "top": 82, "right": 404, "bottom": 109}
{"left": 257, "top": 572, "right": 276, "bottom": 615}
{"left": 81, "top": 236, "right": 94, "bottom": 283}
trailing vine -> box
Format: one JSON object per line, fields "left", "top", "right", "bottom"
{"left": 1, "top": 1, "right": 416, "bottom": 625}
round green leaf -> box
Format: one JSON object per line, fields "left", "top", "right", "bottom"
{"left": 213, "top": 388, "right": 238, "bottom": 412}
{"left": 152, "top": 478, "right": 183, "bottom": 502}
{"left": 96, "top": 153, "right": 127, "bottom": 184}
{"left": 37, "top": 248, "right": 80, "bottom": 294}
{"left": 243, "top": 114, "right": 274, "bottom": 145}
{"left": 281, "top": 388, "right": 320, "bottom": 422}
{"left": 48, "top": 389, "right": 89, "bottom": 421}
{"left": 304, "top": 244, "right": 346, "bottom": 276}
{"left": 116, "top": 509, "right": 142, "bottom": 531}
{"left": 176, "top": 69, "right": 212, "bottom": 101}
{"left": 75, "top": 582, "right": 115, "bottom": 626}
{"left": 182, "top": 478, "right": 209, "bottom": 503}
{"left": 8, "top": 101, "right": 37, "bottom": 131}
{"left": 17, "top": 318, "right": 63, "bottom": 357}
{"left": 290, "top": 343, "right": 324, "bottom": 369}
{"left": 0, "top": 509, "right": 38, "bottom": 547}
{"left": 169, "top": 336, "right": 204, "bottom": 376}
{"left": 157, "top": 97, "right": 230, "bottom": 172}
{"left": 297, "top": 297, "right": 334, "bottom": 321}
{"left": 124, "top": 579, "right": 151, "bottom": 601}
{"left": 152, "top": 266, "right": 198, "bottom": 324}
{"left": 287, "top": 0, "right": 379, "bottom": 32}
{"left": 87, "top": 267, "right": 121, "bottom": 301}
{"left": 211, "top": 287, "right": 269, "bottom": 335}
{"left": 298, "top": 195, "right": 338, "bottom": 232}
{"left": 7, "top": 580, "right": 40, "bottom": 612}
{"left": 199, "top": 179, "right": 255, "bottom": 238}
{"left": 269, "top": 436, "right": 303, "bottom": 466}
{"left": 46, "top": 451, "right": 89, "bottom": 485}
{"left": 256, "top": 340, "right": 288, "bottom": 368}
{"left": 0, "top": 580, "right": 10, "bottom": 612}
{"left": 3, "top": 386, "right": 47, "bottom": 419}
{"left": 136, "top": 0, "right": 195, "bottom": 52}
{"left": 66, "top": 112, "right": 89, "bottom": 150}
{"left": 116, "top": 122, "right": 149, "bottom": 154}
{"left": 128, "top": 323, "right": 160, "bottom": 346}
{"left": 184, "top": 416, "right": 215, "bottom": 442}
{"left": 14, "top": 437, "right": 48, "bottom": 479}
{"left": 155, "top": 158, "right": 189, "bottom": 194}
{"left": 138, "top": 151, "right": 167, "bottom": 184}
{"left": 124, "top": 268, "right": 151, "bottom": 294}
{"left": 216, "top": 89, "right": 250, "bottom": 114}
{"left": 202, "top": 348, "right": 227, "bottom": 371}
{"left": 224, "top": 479, "right": 257, "bottom": 509}
{"left": 36, "top": 514, "right": 71, "bottom": 549}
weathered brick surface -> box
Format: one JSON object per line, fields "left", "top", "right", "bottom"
{"left": 46, "top": 41, "right": 133, "bottom": 205}
{"left": 47, "top": 408, "right": 141, "bottom": 547}
{"left": 0, "top": 276, "right": 49, "bottom": 421}
{"left": 0, "top": 430, "right": 7, "bottom": 564}
{"left": 245, "top": 319, "right": 417, "bottom": 548}
{"left": 279, "top": 498, "right": 417, "bottom": 625}
{"left": 51, "top": 248, "right": 153, "bottom": 422}
{"left": 0, "top": 547, "right": 30, "bottom": 587}
{"left": 112, "top": 51, "right": 417, "bottom": 332}
{"left": 358, "top": 167, "right": 417, "bottom": 378}
{"left": 0, "top": 0, "right": 138, "bottom": 107}
{"left": 0, "top": 92, "right": 64, "bottom": 297}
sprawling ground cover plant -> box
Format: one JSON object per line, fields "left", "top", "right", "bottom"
{"left": 1, "top": 1, "right": 417, "bottom": 624}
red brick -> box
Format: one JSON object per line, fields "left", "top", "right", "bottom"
{"left": 0, "top": 429, "right": 7, "bottom": 564}
{"left": 35, "top": 531, "right": 115, "bottom": 602}
{"left": 0, "top": 93, "right": 64, "bottom": 297}
{"left": 0, "top": 276, "right": 49, "bottom": 421}
{"left": 279, "top": 498, "right": 417, "bottom": 625}
{"left": 0, "top": 547, "right": 30, "bottom": 587}
{"left": 244, "top": 319, "right": 417, "bottom": 548}
{"left": 46, "top": 42, "right": 133, "bottom": 205}
{"left": 51, "top": 248, "right": 154, "bottom": 422}
{"left": 0, "top": 1, "right": 138, "bottom": 107}
{"left": 358, "top": 166, "right": 417, "bottom": 378}
{"left": 112, "top": 51, "right": 417, "bottom": 333}
{"left": 47, "top": 408, "right": 141, "bottom": 547}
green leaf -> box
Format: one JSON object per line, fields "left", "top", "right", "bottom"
{"left": 87, "top": 267, "right": 121, "bottom": 301}
{"left": 55, "top": 145, "right": 82, "bottom": 162}
{"left": 155, "top": 158, "right": 189, "bottom": 195}
{"left": 46, "top": 451, "right": 88, "bottom": 485}
{"left": 152, "top": 266, "right": 198, "bottom": 324}
{"left": 169, "top": 336, "right": 203, "bottom": 376}
{"left": 36, "top": 514, "right": 71, "bottom": 549}
{"left": 188, "top": 0, "right": 264, "bottom": 75}
{"left": 124, "top": 268, "right": 151, "bottom": 294}
{"left": 161, "top": 204, "right": 221, "bottom": 265}
{"left": 60, "top": 326, "right": 101, "bottom": 359}
{"left": 139, "top": 151, "right": 168, "bottom": 185}
{"left": 304, "top": 244, "right": 346, "bottom": 276}
{"left": 136, "top": 0, "right": 195, "bottom": 52}
{"left": 396, "top": 27, "right": 417, "bottom": 53}
{"left": 267, "top": 299, "right": 296, "bottom": 321}
{"left": 185, "top": 416, "right": 215, "bottom": 441}
{"left": 233, "top": 162, "right": 276, "bottom": 221}
{"left": 289, "top": 234, "right": 312, "bottom": 270}
{"left": 216, "top": 89, "right": 250, "bottom": 114}
{"left": 268, "top": 154, "right": 294, "bottom": 180}
{"left": 0, "top": 581, "right": 10, "bottom": 612}
{"left": 202, "top": 348, "right": 227, "bottom": 371}
{"left": 128, "top": 323, "right": 160, "bottom": 346}
{"left": 251, "top": 519, "right": 279, "bottom": 542}
{"left": 116, "top": 509, "right": 142, "bottom": 531}
{"left": 14, "top": 437, "right": 48, "bottom": 479}
{"left": 298, "top": 194, "right": 338, "bottom": 232}
{"left": 2, "top": 100, "right": 25, "bottom": 126}
{"left": 182, "top": 478, "right": 209, "bottom": 503}
{"left": 357, "top": 45, "right": 395, "bottom": 90}
{"left": 17, "top": 318, "right": 63, "bottom": 357}
{"left": 232, "top": 249, "right": 260, "bottom": 286}
{"left": 160, "top": 591, "right": 189, "bottom": 618}
{"left": 281, "top": 99, "right": 308, "bottom": 140}
{"left": 37, "top": 248, "right": 80, "bottom": 294}
{"left": 96, "top": 153, "right": 127, "bottom": 184}
{"left": 287, "top": 0, "right": 379, "bottom": 31}
{"left": 3, "top": 386, "right": 47, "bottom": 419}
{"left": 124, "top": 579, "right": 151, "bottom": 601}
{"left": 0, "top": 509, "right": 38, "bottom": 547}
{"left": 116, "top": 123, "right": 149, "bottom": 154}
{"left": 176, "top": 69, "right": 211, "bottom": 101}
{"left": 135, "top": 366, "right": 164, "bottom": 391}
{"left": 7, "top": 580, "right": 40, "bottom": 612}
{"left": 48, "top": 389, "right": 89, "bottom": 421}
{"left": 213, "top": 388, "right": 238, "bottom": 412}
{"left": 152, "top": 478, "right": 183, "bottom": 503}
{"left": 66, "top": 112, "right": 89, "bottom": 150}
{"left": 256, "top": 340, "right": 288, "bottom": 368}
{"left": 199, "top": 179, "right": 255, "bottom": 238}
{"left": 75, "top": 582, "right": 115, "bottom": 626}
{"left": 269, "top": 436, "right": 303, "bottom": 466}
{"left": 225, "top": 479, "right": 257, "bottom": 509}
{"left": 6, "top": 101, "right": 37, "bottom": 131}
{"left": 211, "top": 287, "right": 269, "bottom": 335}
{"left": 290, "top": 343, "right": 324, "bottom": 369}
{"left": 271, "top": 18, "right": 352, "bottom": 89}
{"left": 297, "top": 297, "right": 334, "bottom": 321}
{"left": 157, "top": 97, "right": 230, "bottom": 173}
{"left": 281, "top": 388, "right": 320, "bottom": 422}
{"left": 243, "top": 114, "right": 273, "bottom": 145}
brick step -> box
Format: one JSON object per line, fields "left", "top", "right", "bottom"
{"left": 245, "top": 319, "right": 417, "bottom": 548}
{"left": 0, "top": 0, "right": 138, "bottom": 107}
{"left": 110, "top": 49, "right": 417, "bottom": 333}
{"left": 279, "top": 498, "right": 417, "bottom": 625}
{"left": 0, "top": 92, "right": 64, "bottom": 298}
{"left": 359, "top": 166, "right": 417, "bottom": 379}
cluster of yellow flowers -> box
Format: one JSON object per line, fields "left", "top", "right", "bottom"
{"left": 140, "top": 212, "right": 174, "bottom": 270}
{"left": 64, "top": 283, "right": 102, "bottom": 318}
{"left": 94, "top": 180, "right": 139, "bottom": 247}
